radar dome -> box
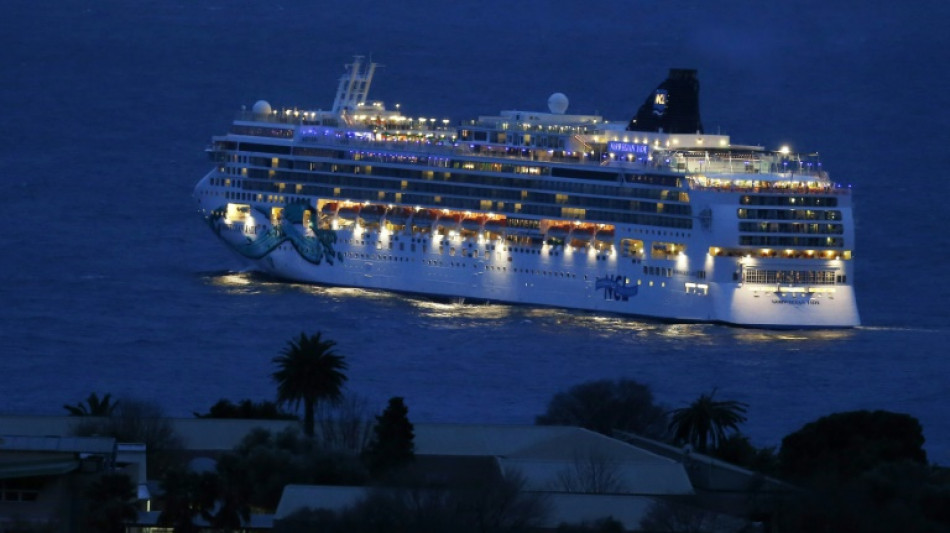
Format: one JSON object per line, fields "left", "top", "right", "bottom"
{"left": 547, "top": 92, "right": 569, "bottom": 114}
{"left": 252, "top": 100, "right": 273, "bottom": 116}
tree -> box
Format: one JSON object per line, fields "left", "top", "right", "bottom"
{"left": 555, "top": 517, "right": 625, "bottom": 533}
{"left": 778, "top": 410, "right": 928, "bottom": 484}
{"left": 709, "top": 432, "right": 778, "bottom": 475}
{"left": 668, "top": 389, "right": 748, "bottom": 452}
{"left": 639, "top": 499, "right": 751, "bottom": 532}
{"left": 456, "top": 469, "right": 549, "bottom": 533}
{"left": 63, "top": 392, "right": 119, "bottom": 417}
{"left": 274, "top": 470, "right": 549, "bottom": 533}
{"left": 272, "top": 332, "right": 348, "bottom": 437}
{"left": 314, "top": 393, "right": 375, "bottom": 452}
{"left": 774, "top": 460, "right": 950, "bottom": 532}
{"left": 535, "top": 379, "right": 668, "bottom": 439}
{"left": 552, "top": 449, "right": 625, "bottom": 494}
{"left": 773, "top": 411, "right": 941, "bottom": 532}
{"left": 70, "top": 398, "right": 184, "bottom": 478}
{"left": 204, "top": 455, "right": 253, "bottom": 530}
{"left": 219, "top": 427, "right": 369, "bottom": 512}
{"left": 363, "top": 396, "right": 415, "bottom": 477}
{"left": 84, "top": 473, "right": 138, "bottom": 533}
{"left": 157, "top": 468, "right": 216, "bottom": 533}
{"left": 193, "top": 398, "right": 296, "bottom": 420}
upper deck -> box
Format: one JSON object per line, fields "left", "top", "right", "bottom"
{"left": 220, "top": 107, "right": 841, "bottom": 195}
{"left": 216, "top": 58, "right": 844, "bottom": 199}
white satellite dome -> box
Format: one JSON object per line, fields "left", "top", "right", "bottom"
{"left": 252, "top": 100, "right": 273, "bottom": 116}
{"left": 547, "top": 92, "right": 569, "bottom": 114}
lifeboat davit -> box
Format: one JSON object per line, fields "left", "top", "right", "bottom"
{"left": 359, "top": 204, "right": 388, "bottom": 224}
{"left": 435, "top": 212, "right": 462, "bottom": 231}
{"left": 386, "top": 207, "right": 413, "bottom": 225}
{"left": 461, "top": 215, "right": 487, "bottom": 232}
{"left": 337, "top": 204, "right": 362, "bottom": 220}
{"left": 484, "top": 218, "right": 507, "bottom": 232}
{"left": 484, "top": 218, "right": 507, "bottom": 237}
{"left": 411, "top": 209, "right": 439, "bottom": 230}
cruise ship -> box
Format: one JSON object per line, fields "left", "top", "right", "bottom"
{"left": 193, "top": 58, "right": 859, "bottom": 328}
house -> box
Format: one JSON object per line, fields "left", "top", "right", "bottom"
{"left": 0, "top": 435, "right": 122, "bottom": 532}
{"left": 273, "top": 424, "right": 698, "bottom": 530}
{"left": 0, "top": 416, "right": 789, "bottom": 531}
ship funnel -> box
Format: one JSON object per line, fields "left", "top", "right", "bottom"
{"left": 627, "top": 68, "right": 703, "bottom": 134}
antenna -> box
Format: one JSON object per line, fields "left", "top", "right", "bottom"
{"left": 332, "top": 56, "right": 378, "bottom": 113}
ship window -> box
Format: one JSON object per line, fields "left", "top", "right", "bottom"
{"left": 621, "top": 239, "right": 644, "bottom": 257}
{"left": 226, "top": 203, "right": 251, "bottom": 222}
{"left": 561, "top": 207, "right": 586, "bottom": 219}
{"left": 651, "top": 241, "right": 686, "bottom": 260}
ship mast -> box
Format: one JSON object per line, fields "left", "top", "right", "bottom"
{"left": 331, "top": 56, "right": 377, "bottom": 113}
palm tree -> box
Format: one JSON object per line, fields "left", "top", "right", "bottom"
{"left": 668, "top": 390, "right": 748, "bottom": 452}
{"left": 272, "top": 332, "right": 348, "bottom": 437}
{"left": 63, "top": 392, "right": 119, "bottom": 416}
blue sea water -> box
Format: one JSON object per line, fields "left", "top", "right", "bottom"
{"left": 2, "top": 1, "right": 949, "bottom": 462}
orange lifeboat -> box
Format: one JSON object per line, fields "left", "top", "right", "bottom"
{"left": 359, "top": 204, "right": 388, "bottom": 224}
{"left": 461, "top": 215, "right": 487, "bottom": 232}
{"left": 570, "top": 227, "right": 595, "bottom": 244}
{"left": 546, "top": 224, "right": 571, "bottom": 240}
{"left": 320, "top": 202, "right": 339, "bottom": 216}
{"left": 411, "top": 209, "right": 439, "bottom": 230}
{"left": 435, "top": 212, "right": 462, "bottom": 231}
{"left": 594, "top": 227, "right": 615, "bottom": 244}
{"left": 386, "top": 207, "right": 413, "bottom": 225}
{"left": 484, "top": 218, "right": 507, "bottom": 236}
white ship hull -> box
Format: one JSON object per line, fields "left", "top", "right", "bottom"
{"left": 195, "top": 174, "right": 859, "bottom": 328}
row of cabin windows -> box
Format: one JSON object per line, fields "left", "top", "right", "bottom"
{"left": 239, "top": 160, "right": 687, "bottom": 203}
{"left": 742, "top": 269, "right": 839, "bottom": 285}
{"left": 246, "top": 183, "right": 694, "bottom": 229}
{"left": 738, "top": 222, "right": 844, "bottom": 235}
{"left": 740, "top": 195, "right": 838, "bottom": 207}
{"left": 239, "top": 177, "right": 692, "bottom": 217}
{"left": 228, "top": 126, "right": 295, "bottom": 139}
{"left": 220, "top": 188, "right": 693, "bottom": 231}
{"left": 739, "top": 236, "right": 844, "bottom": 247}
{"left": 228, "top": 142, "right": 683, "bottom": 187}
{"left": 737, "top": 208, "right": 842, "bottom": 221}
{"left": 643, "top": 265, "right": 706, "bottom": 279}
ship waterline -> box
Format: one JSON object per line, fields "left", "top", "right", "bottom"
{"left": 193, "top": 58, "right": 859, "bottom": 328}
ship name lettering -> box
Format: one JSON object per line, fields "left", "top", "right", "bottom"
{"left": 770, "top": 299, "right": 820, "bottom": 305}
